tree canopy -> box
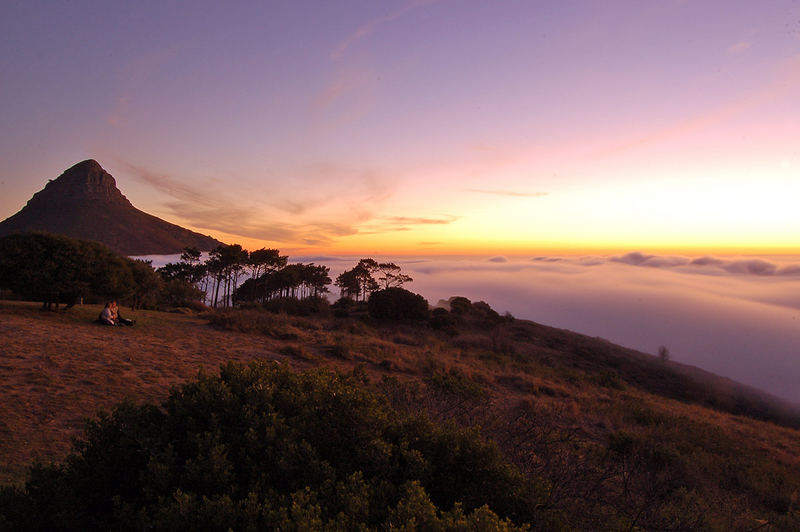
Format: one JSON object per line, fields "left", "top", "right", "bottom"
{"left": 336, "top": 259, "right": 413, "bottom": 302}
{"left": 0, "top": 232, "right": 137, "bottom": 308}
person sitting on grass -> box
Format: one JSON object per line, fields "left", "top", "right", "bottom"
{"left": 99, "top": 302, "right": 117, "bottom": 325}
{"left": 111, "top": 300, "right": 135, "bottom": 326}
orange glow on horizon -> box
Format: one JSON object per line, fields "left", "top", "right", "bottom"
{"left": 199, "top": 226, "right": 799, "bottom": 258}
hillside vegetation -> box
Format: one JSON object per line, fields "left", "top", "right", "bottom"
{"left": 2, "top": 299, "right": 800, "bottom": 529}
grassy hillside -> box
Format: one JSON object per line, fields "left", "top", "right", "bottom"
{"left": 2, "top": 299, "right": 800, "bottom": 529}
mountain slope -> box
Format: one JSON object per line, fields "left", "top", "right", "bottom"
{"left": 0, "top": 160, "right": 223, "bottom": 255}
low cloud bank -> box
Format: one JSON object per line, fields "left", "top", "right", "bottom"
{"left": 608, "top": 251, "right": 800, "bottom": 276}
{"left": 135, "top": 251, "right": 800, "bottom": 403}
{"left": 398, "top": 253, "right": 800, "bottom": 403}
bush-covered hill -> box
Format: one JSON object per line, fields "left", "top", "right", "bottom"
{"left": 2, "top": 300, "right": 800, "bottom": 530}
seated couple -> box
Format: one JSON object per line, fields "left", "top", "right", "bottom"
{"left": 98, "top": 300, "right": 134, "bottom": 326}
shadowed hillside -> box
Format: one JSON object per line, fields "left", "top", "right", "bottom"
{"left": 2, "top": 299, "right": 800, "bottom": 529}
{"left": 0, "top": 160, "right": 222, "bottom": 255}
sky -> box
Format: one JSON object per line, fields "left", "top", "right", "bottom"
{"left": 2, "top": 0, "right": 799, "bottom": 255}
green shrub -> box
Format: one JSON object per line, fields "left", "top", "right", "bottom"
{"left": 159, "top": 278, "right": 204, "bottom": 307}
{"left": 472, "top": 301, "right": 503, "bottom": 328}
{"left": 429, "top": 307, "right": 458, "bottom": 333}
{"left": 448, "top": 296, "right": 473, "bottom": 315}
{"left": 207, "top": 309, "right": 299, "bottom": 339}
{"left": 0, "top": 363, "right": 534, "bottom": 530}
{"left": 368, "top": 288, "right": 429, "bottom": 321}
{"left": 426, "top": 369, "right": 488, "bottom": 401}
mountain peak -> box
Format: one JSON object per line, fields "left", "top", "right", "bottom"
{"left": 0, "top": 160, "right": 224, "bottom": 255}
{"left": 38, "top": 159, "right": 129, "bottom": 206}
{"left": 69, "top": 158, "right": 103, "bottom": 171}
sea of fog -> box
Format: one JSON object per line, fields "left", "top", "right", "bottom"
{"left": 135, "top": 252, "right": 800, "bottom": 404}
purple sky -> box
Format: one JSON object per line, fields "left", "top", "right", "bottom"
{"left": 2, "top": 1, "right": 799, "bottom": 253}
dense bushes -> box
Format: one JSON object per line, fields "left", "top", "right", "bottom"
{"left": 432, "top": 297, "right": 506, "bottom": 330}
{"left": 0, "top": 363, "right": 534, "bottom": 530}
{"left": 0, "top": 232, "right": 137, "bottom": 308}
{"left": 0, "top": 232, "right": 208, "bottom": 311}
{"left": 368, "top": 287, "right": 429, "bottom": 321}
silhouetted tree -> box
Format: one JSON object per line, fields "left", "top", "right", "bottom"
{"left": 335, "top": 269, "right": 360, "bottom": 300}
{"left": 206, "top": 244, "right": 249, "bottom": 307}
{"left": 377, "top": 262, "right": 413, "bottom": 289}
{"left": 337, "top": 259, "right": 379, "bottom": 302}
{"left": 180, "top": 246, "right": 201, "bottom": 264}
{"left": 354, "top": 258, "right": 379, "bottom": 301}
{"left": 304, "top": 263, "right": 332, "bottom": 298}
{"left": 180, "top": 247, "right": 207, "bottom": 283}
{"left": 234, "top": 261, "right": 331, "bottom": 308}
{"left": 157, "top": 248, "right": 209, "bottom": 306}
{"left": 247, "top": 248, "right": 287, "bottom": 302}
{"left": 128, "top": 259, "right": 163, "bottom": 310}
{"left": 158, "top": 248, "right": 206, "bottom": 284}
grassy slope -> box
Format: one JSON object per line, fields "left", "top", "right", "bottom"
{"left": 2, "top": 300, "right": 800, "bottom": 528}
{"left": 0, "top": 302, "right": 312, "bottom": 484}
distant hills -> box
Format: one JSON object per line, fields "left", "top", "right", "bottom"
{"left": 0, "top": 160, "right": 223, "bottom": 255}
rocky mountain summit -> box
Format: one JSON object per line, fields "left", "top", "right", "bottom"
{"left": 0, "top": 160, "right": 223, "bottom": 255}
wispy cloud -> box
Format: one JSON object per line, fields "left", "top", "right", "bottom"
{"left": 313, "top": 66, "right": 376, "bottom": 113}
{"left": 122, "top": 160, "right": 383, "bottom": 247}
{"left": 357, "top": 215, "right": 458, "bottom": 235}
{"left": 467, "top": 189, "right": 549, "bottom": 198}
{"left": 728, "top": 40, "right": 752, "bottom": 54}
{"left": 330, "top": 0, "right": 440, "bottom": 61}
{"left": 382, "top": 215, "right": 458, "bottom": 225}
{"left": 123, "top": 162, "right": 218, "bottom": 207}
{"left": 122, "top": 160, "right": 459, "bottom": 247}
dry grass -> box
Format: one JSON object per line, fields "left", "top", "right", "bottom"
{"left": 0, "top": 302, "right": 451, "bottom": 484}
{"left": 0, "top": 301, "right": 311, "bottom": 484}
{"left": 4, "top": 297, "right": 800, "bottom": 529}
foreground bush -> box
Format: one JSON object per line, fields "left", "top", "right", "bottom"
{"left": 0, "top": 363, "right": 533, "bottom": 530}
